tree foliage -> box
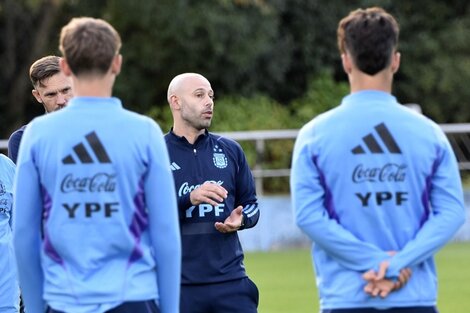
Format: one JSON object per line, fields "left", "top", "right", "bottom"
{"left": 392, "top": 1, "right": 470, "bottom": 122}
{"left": 104, "top": 0, "right": 280, "bottom": 114}
{"left": 1, "top": 0, "right": 470, "bottom": 139}
{"left": 0, "top": 0, "right": 66, "bottom": 135}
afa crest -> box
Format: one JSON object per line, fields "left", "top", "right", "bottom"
{"left": 213, "top": 145, "right": 228, "bottom": 169}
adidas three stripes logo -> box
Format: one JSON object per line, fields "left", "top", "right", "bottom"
{"left": 62, "top": 131, "right": 111, "bottom": 164}
{"left": 170, "top": 162, "right": 181, "bottom": 171}
{"left": 351, "top": 123, "right": 402, "bottom": 155}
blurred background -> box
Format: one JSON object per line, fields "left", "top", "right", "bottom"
{"left": 2, "top": 0, "right": 470, "bottom": 135}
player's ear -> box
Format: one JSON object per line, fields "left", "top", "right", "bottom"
{"left": 169, "top": 95, "right": 181, "bottom": 110}
{"left": 59, "top": 58, "right": 72, "bottom": 76}
{"left": 111, "top": 54, "right": 122, "bottom": 75}
{"left": 32, "top": 89, "right": 42, "bottom": 103}
{"left": 341, "top": 53, "right": 352, "bottom": 75}
{"left": 391, "top": 51, "right": 401, "bottom": 74}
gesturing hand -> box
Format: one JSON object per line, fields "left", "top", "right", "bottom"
{"left": 214, "top": 206, "right": 243, "bottom": 234}
{"left": 190, "top": 182, "right": 227, "bottom": 206}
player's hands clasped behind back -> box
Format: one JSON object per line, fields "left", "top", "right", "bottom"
{"left": 362, "top": 251, "right": 412, "bottom": 298}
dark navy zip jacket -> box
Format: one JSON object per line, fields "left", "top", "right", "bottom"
{"left": 165, "top": 130, "right": 260, "bottom": 284}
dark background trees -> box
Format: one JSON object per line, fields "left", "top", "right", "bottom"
{"left": 1, "top": 0, "right": 470, "bottom": 139}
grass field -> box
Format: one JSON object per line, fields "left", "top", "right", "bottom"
{"left": 245, "top": 242, "right": 470, "bottom": 313}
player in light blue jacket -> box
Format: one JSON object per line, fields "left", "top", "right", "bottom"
{"left": 0, "top": 154, "right": 20, "bottom": 313}
{"left": 290, "top": 7, "right": 466, "bottom": 313}
{"left": 13, "top": 17, "right": 181, "bottom": 313}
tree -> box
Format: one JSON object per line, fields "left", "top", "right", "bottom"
{"left": 104, "top": 0, "right": 279, "bottom": 114}
{"left": 1, "top": 0, "right": 470, "bottom": 140}
{"left": 392, "top": 0, "right": 470, "bottom": 122}
{"left": 0, "top": 0, "right": 65, "bottom": 137}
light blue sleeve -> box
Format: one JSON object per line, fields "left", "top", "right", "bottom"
{"left": 13, "top": 125, "right": 46, "bottom": 313}
{"left": 0, "top": 154, "right": 16, "bottom": 229}
{"left": 387, "top": 129, "right": 466, "bottom": 277}
{"left": 144, "top": 120, "right": 181, "bottom": 313}
{"left": 0, "top": 154, "right": 20, "bottom": 311}
{"left": 290, "top": 127, "right": 389, "bottom": 272}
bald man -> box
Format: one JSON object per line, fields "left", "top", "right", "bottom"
{"left": 164, "top": 73, "right": 260, "bottom": 313}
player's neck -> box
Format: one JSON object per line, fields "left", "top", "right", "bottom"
{"left": 172, "top": 124, "right": 205, "bottom": 145}
{"left": 348, "top": 70, "right": 393, "bottom": 94}
{"left": 72, "top": 74, "right": 115, "bottom": 97}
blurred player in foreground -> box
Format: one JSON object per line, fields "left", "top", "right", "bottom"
{"left": 13, "top": 17, "right": 181, "bottom": 313}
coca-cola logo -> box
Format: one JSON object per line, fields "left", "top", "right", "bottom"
{"left": 60, "top": 173, "right": 117, "bottom": 193}
{"left": 352, "top": 163, "right": 406, "bottom": 183}
{"left": 178, "top": 180, "right": 224, "bottom": 197}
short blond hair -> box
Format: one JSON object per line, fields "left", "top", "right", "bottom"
{"left": 59, "top": 17, "right": 121, "bottom": 76}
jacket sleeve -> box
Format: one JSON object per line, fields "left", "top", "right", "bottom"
{"left": 1, "top": 155, "right": 16, "bottom": 229}
{"left": 234, "top": 142, "right": 259, "bottom": 230}
{"left": 387, "top": 128, "right": 465, "bottom": 277}
{"left": 145, "top": 120, "right": 181, "bottom": 313}
{"left": 12, "top": 124, "right": 46, "bottom": 313}
{"left": 177, "top": 193, "right": 192, "bottom": 218}
{"left": 8, "top": 128, "right": 24, "bottom": 164}
{"left": 291, "top": 128, "right": 389, "bottom": 272}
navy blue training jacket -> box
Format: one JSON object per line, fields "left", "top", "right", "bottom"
{"left": 165, "top": 130, "right": 260, "bottom": 284}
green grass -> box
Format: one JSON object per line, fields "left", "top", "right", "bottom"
{"left": 245, "top": 249, "right": 317, "bottom": 313}
{"left": 245, "top": 242, "right": 470, "bottom": 313}
{"left": 434, "top": 242, "right": 470, "bottom": 312}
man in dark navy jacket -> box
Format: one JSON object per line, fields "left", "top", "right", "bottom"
{"left": 8, "top": 55, "right": 73, "bottom": 164}
{"left": 165, "top": 73, "right": 260, "bottom": 313}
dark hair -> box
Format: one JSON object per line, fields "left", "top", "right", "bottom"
{"left": 29, "top": 55, "right": 61, "bottom": 88}
{"left": 337, "top": 7, "right": 399, "bottom": 75}
{"left": 59, "top": 17, "right": 121, "bottom": 76}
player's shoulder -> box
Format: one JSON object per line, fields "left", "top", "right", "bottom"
{"left": 298, "top": 106, "right": 339, "bottom": 138}
{"left": 163, "top": 130, "right": 174, "bottom": 143}
{"left": 122, "top": 109, "right": 163, "bottom": 131}
{"left": 398, "top": 105, "right": 443, "bottom": 134}
{"left": 0, "top": 153, "right": 15, "bottom": 171}
{"left": 210, "top": 132, "right": 241, "bottom": 149}
{"left": 9, "top": 125, "right": 26, "bottom": 137}
{"left": 121, "top": 108, "right": 151, "bottom": 122}
{"left": 21, "top": 114, "right": 50, "bottom": 140}
{"left": 27, "top": 109, "right": 66, "bottom": 130}
{"left": 209, "top": 133, "right": 247, "bottom": 160}
{"left": 8, "top": 125, "right": 26, "bottom": 142}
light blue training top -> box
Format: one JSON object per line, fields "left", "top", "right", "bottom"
{"left": 291, "top": 90, "right": 466, "bottom": 309}
{"left": 14, "top": 97, "right": 181, "bottom": 313}
{"left": 0, "top": 154, "right": 20, "bottom": 313}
